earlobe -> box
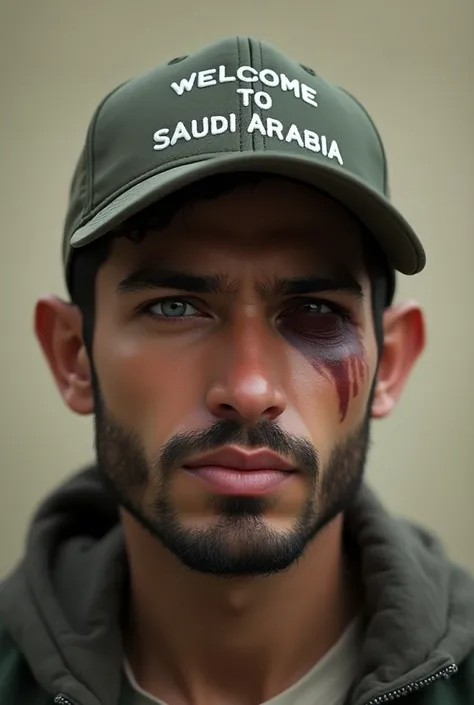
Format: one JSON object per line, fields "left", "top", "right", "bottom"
{"left": 34, "top": 296, "right": 94, "bottom": 415}
{"left": 371, "top": 301, "right": 426, "bottom": 419}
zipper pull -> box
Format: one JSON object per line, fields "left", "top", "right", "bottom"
{"left": 54, "top": 695, "right": 75, "bottom": 705}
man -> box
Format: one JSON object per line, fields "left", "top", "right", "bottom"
{"left": 0, "top": 35, "right": 473, "bottom": 705}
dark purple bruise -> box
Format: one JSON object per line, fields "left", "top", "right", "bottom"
{"left": 282, "top": 324, "right": 368, "bottom": 422}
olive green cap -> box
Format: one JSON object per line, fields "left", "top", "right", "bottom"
{"left": 62, "top": 36, "right": 426, "bottom": 288}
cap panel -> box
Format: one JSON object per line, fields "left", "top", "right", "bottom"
{"left": 88, "top": 38, "right": 247, "bottom": 214}
{"left": 62, "top": 36, "right": 426, "bottom": 283}
{"left": 253, "top": 39, "right": 386, "bottom": 188}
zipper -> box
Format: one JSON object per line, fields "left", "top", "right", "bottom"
{"left": 53, "top": 662, "right": 459, "bottom": 705}
{"left": 54, "top": 695, "right": 76, "bottom": 705}
{"left": 365, "top": 662, "right": 458, "bottom": 704}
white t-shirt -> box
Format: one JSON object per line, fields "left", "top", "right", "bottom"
{"left": 124, "top": 616, "right": 362, "bottom": 705}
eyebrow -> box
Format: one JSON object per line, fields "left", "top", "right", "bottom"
{"left": 116, "top": 267, "right": 364, "bottom": 299}
{"left": 117, "top": 268, "right": 233, "bottom": 295}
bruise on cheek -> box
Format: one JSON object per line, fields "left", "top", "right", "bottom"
{"left": 281, "top": 317, "right": 368, "bottom": 422}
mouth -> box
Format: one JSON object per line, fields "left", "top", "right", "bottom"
{"left": 183, "top": 447, "right": 296, "bottom": 496}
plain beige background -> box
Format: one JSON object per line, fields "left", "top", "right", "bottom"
{"left": 1, "top": 0, "right": 473, "bottom": 578}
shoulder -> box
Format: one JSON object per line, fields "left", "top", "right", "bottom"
{"left": 0, "top": 621, "right": 51, "bottom": 705}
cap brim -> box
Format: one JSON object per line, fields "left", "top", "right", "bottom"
{"left": 69, "top": 151, "right": 425, "bottom": 275}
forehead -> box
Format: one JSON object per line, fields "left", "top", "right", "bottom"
{"left": 107, "top": 178, "right": 367, "bottom": 277}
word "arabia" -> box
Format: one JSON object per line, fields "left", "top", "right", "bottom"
{"left": 153, "top": 112, "right": 344, "bottom": 164}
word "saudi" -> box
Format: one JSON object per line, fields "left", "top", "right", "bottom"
{"left": 153, "top": 112, "right": 343, "bottom": 164}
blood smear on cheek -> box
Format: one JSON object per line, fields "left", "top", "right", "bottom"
{"left": 316, "top": 353, "right": 367, "bottom": 421}
{"left": 293, "top": 337, "right": 367, "bottom": 421}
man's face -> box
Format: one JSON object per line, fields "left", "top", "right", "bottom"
{"left": 92, "top": 178, "right": 378, "bottom": 576}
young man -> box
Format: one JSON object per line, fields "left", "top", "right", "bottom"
{"left": 0, "top": 36, "right": 473, "bottom": 705}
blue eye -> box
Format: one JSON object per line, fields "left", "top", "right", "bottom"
{"left": 148, "top": 299, "right": 199, "bottom": 318}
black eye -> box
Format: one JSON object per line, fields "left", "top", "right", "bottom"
{"left": 298, "top": 301, "right": 334, "bottom": 315}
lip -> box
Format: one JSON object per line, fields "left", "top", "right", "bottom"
{"left": 183, "top": 447, "right": 295, "bottom": 472}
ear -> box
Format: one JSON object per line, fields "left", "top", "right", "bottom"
{"left": 34, "top": 295, "right": 94, "bottom": 415}
{"left": 371, "top": 301, "right": 426, "bottom": 418}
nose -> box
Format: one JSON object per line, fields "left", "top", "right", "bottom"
{"left": 205, "top": 319, "right": 287, "bottom": 424}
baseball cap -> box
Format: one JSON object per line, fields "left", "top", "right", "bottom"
{"left": 62, "top": 36, "right": 426, "bottom": 290}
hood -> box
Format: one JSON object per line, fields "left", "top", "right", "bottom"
{"left": 1, "top": 466, "right": 474, "bottom": 705}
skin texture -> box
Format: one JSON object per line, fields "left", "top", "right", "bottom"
{"left": 35, "top": 178, "right": 425, "bottom": 705}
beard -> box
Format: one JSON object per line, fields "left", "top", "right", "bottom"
{"left": 94, "top": 386, "right": 371, "bottom": 578}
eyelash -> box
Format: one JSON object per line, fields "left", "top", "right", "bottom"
{"left": 138, "top": 296, "right": 353, "bottom": 323}
{"left": 280, "top": 297, "right": 352, "bottom": 321}
{"left": 138, "top": 297, "right": 205, "bottom": 321}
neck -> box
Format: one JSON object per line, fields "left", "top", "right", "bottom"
{"left": 122, "top": 511, "right": 361, "bottom": 705}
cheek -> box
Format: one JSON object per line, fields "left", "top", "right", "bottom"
{"left": 309, "top": 344, "right": 368, "bottom": 422}
{"left": 281, "top": 316, "right": 372, "bottom": 424}
{"left": 92, "top": 328, "right": 204, "bottom": 441}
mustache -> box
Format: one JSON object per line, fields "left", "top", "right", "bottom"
{"left": 158, "top": 419, "right": 320, "bottom": 479}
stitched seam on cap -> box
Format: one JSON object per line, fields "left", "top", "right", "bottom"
{"left": 80, "top": 112, "right": 100, "bottom": 222}
{"left": 339, "top": 86, "right": 389, "bottom": 195}
{"left": 85, "top": 81, "right": 129, "bottom": 215}
{"left": 259, "top": 41, "right": 266, "bottom": 151}
{"left": 236, "top": 37, "right": 244, "bottom": 151}
{"left": 248, "top": 38, "right": 256, "bottom": 151}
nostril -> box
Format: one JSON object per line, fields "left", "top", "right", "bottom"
{"left": 218, "top": 403, "right": 239, "bottom": 418}
{"left": 263, "top": 405, "right": 282, "bottom": 421}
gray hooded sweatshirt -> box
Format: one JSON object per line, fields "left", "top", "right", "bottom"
{"left": 1, "top": 466, "right": 474, "bottom": 705}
